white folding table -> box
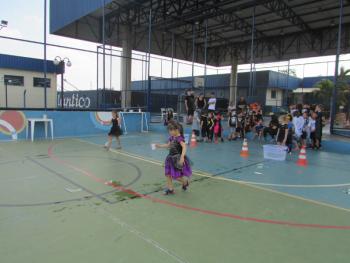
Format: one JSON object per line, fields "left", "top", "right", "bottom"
{"left": 26, "top": 118, "right": 54, "bottom": 142}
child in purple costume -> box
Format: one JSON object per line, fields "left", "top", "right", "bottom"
{"left": 156, "top": 121, "right": 192, "bottom": 195}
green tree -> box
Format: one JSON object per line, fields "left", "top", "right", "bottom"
{"left": 313, "top": 79, "right": 334, "bottom": 110}
{"left": 337, "top": 67, "right": 350, "bottom": 124}
{"left": 313, "top": 67, "right": 350, "bottom": 125}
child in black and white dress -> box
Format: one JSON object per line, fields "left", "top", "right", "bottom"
{"left": 104, "top": 110, "right": 122, "bottom": 150}
{"left": 228, "top": 108, "right": 237, "bottom": 141}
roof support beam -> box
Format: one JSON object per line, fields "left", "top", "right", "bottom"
{"left": 261, "top": 0, "right": 312, "bottom": 32}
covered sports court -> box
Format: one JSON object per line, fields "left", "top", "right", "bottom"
{"left": 1, "top": 133, "right": 350, "bottom": 262}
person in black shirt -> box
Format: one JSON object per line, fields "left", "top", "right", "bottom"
{"left": 277, "top": 115, "right": 293, "bottom": 153}
{"left": 263, "top": 113, "right": 279, "bottom": 142}
{"left": 200, "top": 111, "right": 209, "bottom": 142}
{"left": 255, "top": 109, "right": 264, "bottom": 122}
{"left": 185, "top": 90, "right": 195, "bottom": 124}
{"left": 237, "top": 96, "right": 248, "bottom": 111}
{"left": 235, "top": 111, "right": 245, "bottom": 139}
{"left": 104, "top": 110, "right": 122, "bottom": 150}
{"left": 207, "top": 112, "right": 215, "bottom": 142}
{"left": 315, "top": 105, "right": 323, "bottom": 149}
{"left": 195, "top": 94, "right": 207, "bottom": 112}
{"left": 164, "top": 109, "right": 174, "bottom": 126}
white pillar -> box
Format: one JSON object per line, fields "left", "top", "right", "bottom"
{"left": 229, "top": 56, "right": 238, "bottom": 106}
{"left": 121, "top": 25, "right": 132, "bottom": 109}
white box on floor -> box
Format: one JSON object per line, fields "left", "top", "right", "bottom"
{"left": 263, "top": 145, "right": 288, "bottom": 161}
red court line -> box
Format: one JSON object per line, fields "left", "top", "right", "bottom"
{"left": 48, "top": 144, "right": 350, "bottom": 230}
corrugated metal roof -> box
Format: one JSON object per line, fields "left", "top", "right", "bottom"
{"left": 50, "top": 0, "right": 113, "bottom": 33}
{"left": 0, "top": 54, "right": 62, "bottom": 74}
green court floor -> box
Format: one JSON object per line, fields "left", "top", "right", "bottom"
{"left": 1, "top": 137, "right": 350, "bottom": 263}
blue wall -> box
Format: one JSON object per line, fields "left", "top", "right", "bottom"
{"left": 268, "top": 71, "right": 301, "bottom": 90}
{"left": 301, "top": 76, "right": 335, "bottom": 88}
{"left": 0, "top": 54, "right": 62, "bottom": 74}
{"left": 131, "top": 71, "right": 301, "bottom": 91}
{"left": 0, "top": 110, "right": 149, "bottom": 141}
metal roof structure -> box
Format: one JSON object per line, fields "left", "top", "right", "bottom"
{"left": 50, "top": 0, "right": 349, "bottom": 66}
{"left": 0, "top": 54, "right": 62, "bottom": 74}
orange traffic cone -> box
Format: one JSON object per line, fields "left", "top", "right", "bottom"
{"left": 296, "top": 146, "right": 308, "bottom": 166}
{"left": 190, "top": 132, "right": 197, "bottom": 148}
{"left": 240, "top": 138, "right": 249, "bottom": 158}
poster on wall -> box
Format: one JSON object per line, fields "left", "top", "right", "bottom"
{"left": 0, "top": 111, "right": 26, "bottom": 140}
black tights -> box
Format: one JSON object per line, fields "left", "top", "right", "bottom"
{"left": 263, "top": 127, "right": 277, "bottom": 139}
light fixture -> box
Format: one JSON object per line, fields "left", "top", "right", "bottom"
{"left": 0, "top": 20, "right": 8, "bottom": 30}
{"left": 54, "top": 56, "right": 72, "bottom": 108}
{"left": 53, "top": 56, "right": 71, "bottom": 67}
{"left": 53, "top": 56, "right": 61, "bottom": 66}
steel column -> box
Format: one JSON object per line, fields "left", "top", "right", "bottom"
{"left": 44, "top": 0, "right": 47, "bottom": 109}
{"left": 330, "top": 0, "right": 344, "bottom": 134}
{"left": 249, "top": 4, "right": 256, "bottom": 98}
{"left": 147, "top": 6, "right": 152, "bottom": 112}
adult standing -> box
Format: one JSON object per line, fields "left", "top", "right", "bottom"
{"left": 237, "top": 96, "right": 247, "bottom": 111}
{"left": 185, "top": 90, "right": 195, "bottom": 124}
{"left": 315, "top": 104, "right": 324, "bottom": 148}
{"left": 207, "top": 92, "right": 217, "bottom": 113}
{"left": 227, "top": 101, "right": 235, "bottom": 112}
{"left": 195, "top": 93, "right": 207, "bottom": 112}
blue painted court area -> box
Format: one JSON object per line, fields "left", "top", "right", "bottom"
{"left": 83, "top": 127, "right": 350, "bottom": 211}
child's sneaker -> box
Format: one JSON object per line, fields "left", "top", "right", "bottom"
{"left": 182, "top": 181, "right": 189, "bottom": 191}
{"left": 163, "top": 189, "right": 175, "bottom": 195}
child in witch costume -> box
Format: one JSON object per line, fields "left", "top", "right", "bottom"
{"left": 200, "top": 111, "right": 209, "bottom": 142}
{"left": 207, "top": 112, "right": 215, "bottom": 142}
{"left": 104, "top": 110, "right": 122, "bottom": 150}
{"left": 155, "top": 121, "right": 192, "bottom": 195}
{"left": 213, "top": 112, "right": 224, "bottom": 143}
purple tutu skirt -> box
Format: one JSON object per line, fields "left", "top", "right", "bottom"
{"left": 165, "top": 155, "right": 192, "bottom": 179}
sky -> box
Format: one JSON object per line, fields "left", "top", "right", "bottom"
{"left": 1, "top": 0, "right": 350, "bottom": 91}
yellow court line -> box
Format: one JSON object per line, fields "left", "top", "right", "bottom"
{"left": 74, "top": 138, "right": 350, "bottom": 214}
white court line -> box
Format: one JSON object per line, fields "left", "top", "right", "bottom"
{"left": 97, "top": 207, "right": 189, "bottom": 263}
{"left": 87, "top": 138, "right": 350, "bottom": 189}
{"left": 0, "top": 175, "right": 39, "bottom": 183}
{"left": 74, "top": 138, "right": 350, "bottom": 214}
{"left": 224, "top": 180, "right": 350, "bottom": 188}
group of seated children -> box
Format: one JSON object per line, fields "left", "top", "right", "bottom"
{"left": 226, "top": 103, "right": 324, "bottom": 152}
{"left": 263, "top": 104, "right": 324, "bottom": 152}
{"left": 227, "top": 107, "right": 264, "bottom": 141}
{"left": 165, "top": 103, "right": 324, "bottom": 152}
